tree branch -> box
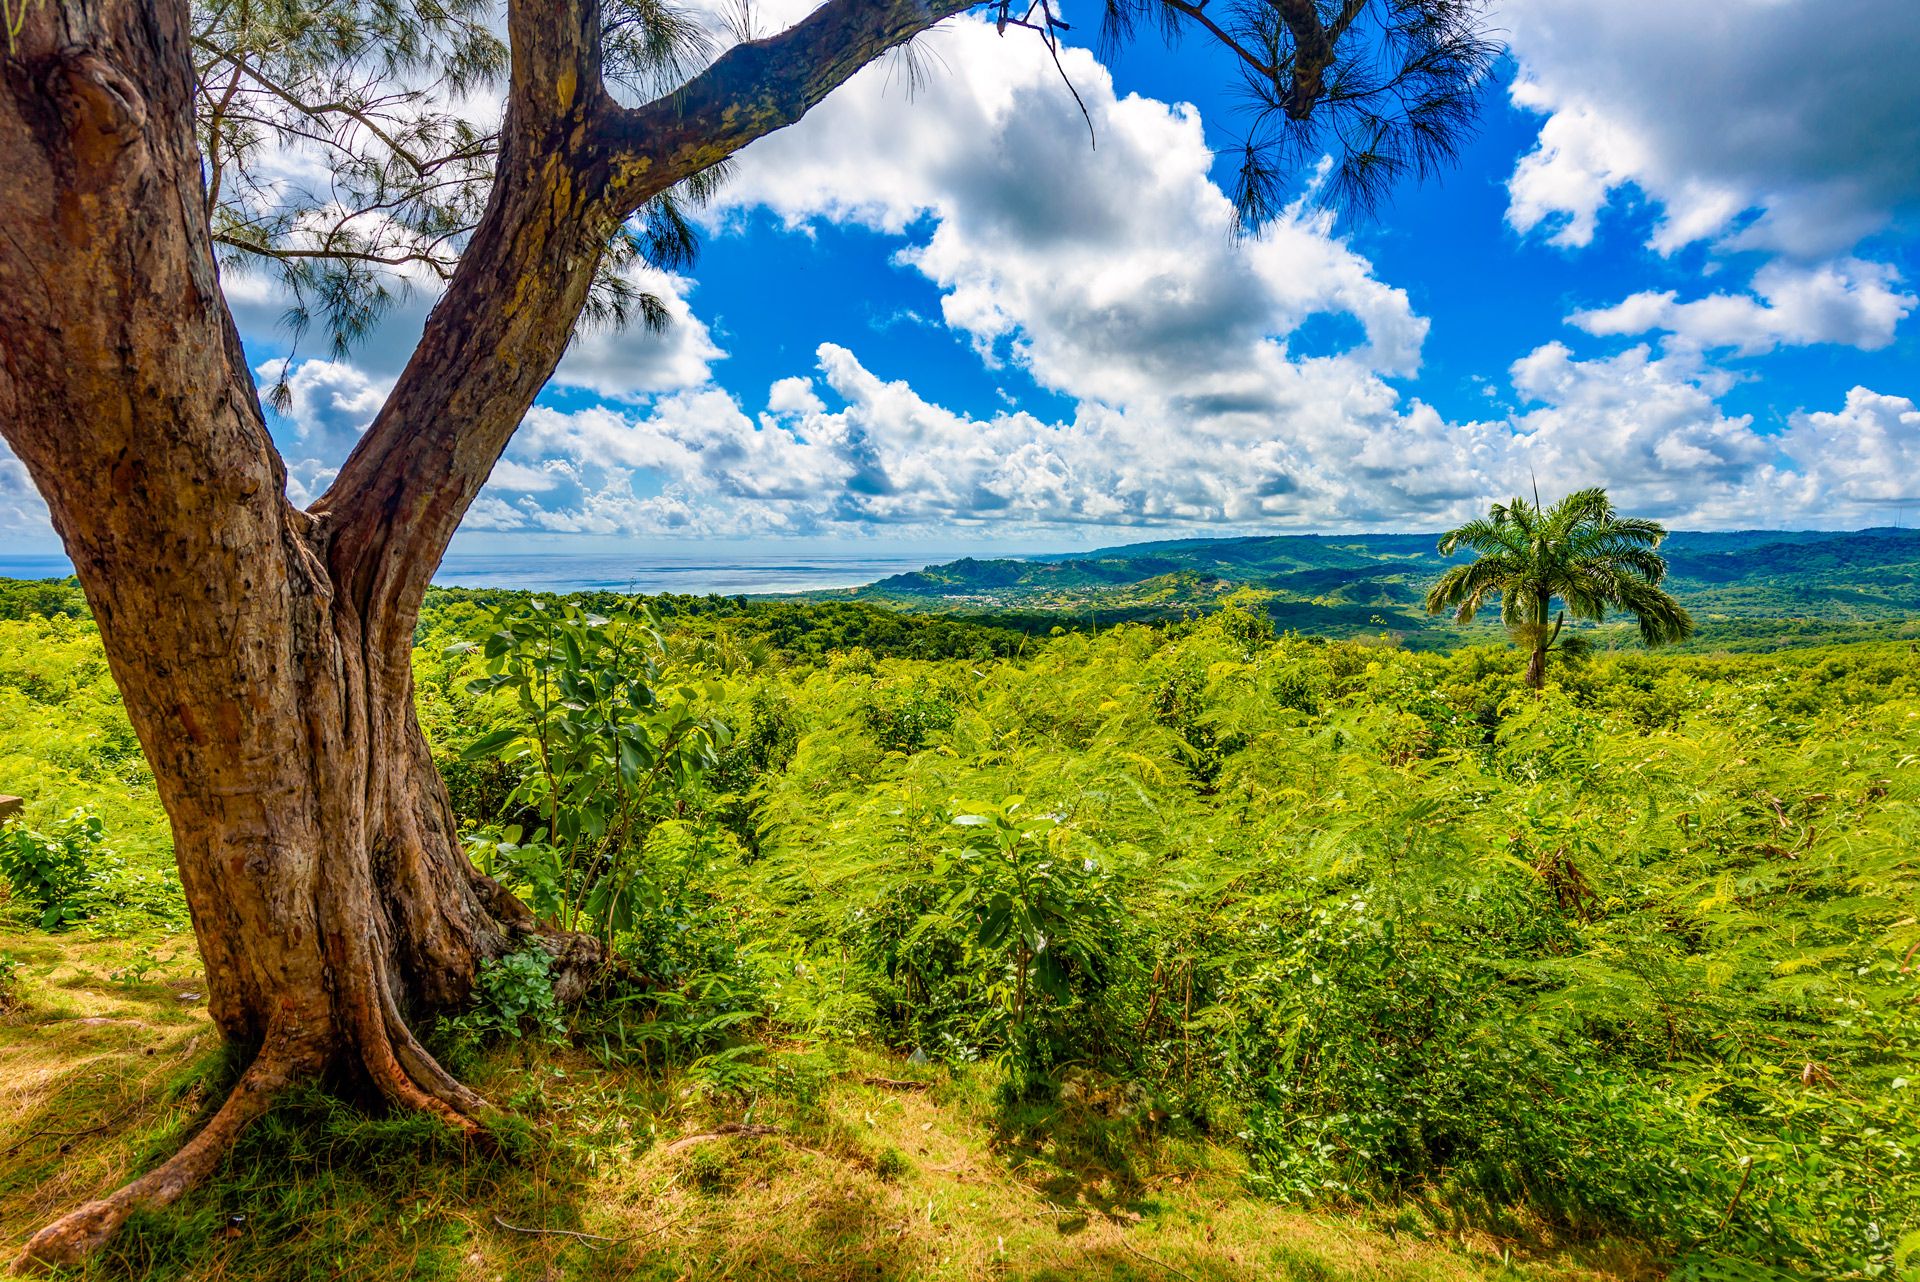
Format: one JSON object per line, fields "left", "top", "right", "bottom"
{"left": 595, "top": 0, "right": 979, "bottom": 209}
{"left": 1272, "top": 0, "right": 1335, "bottom": 118}
{"left": 193, "top": 41, "right": 436, "bottom": 174}
{"left": 211, "top": 232, "right": 462, "bottom": 279}
{"left": 314, "top": 0, "right": 983, "bottom": 646}
{"left": 311, "top": 0, "right": 615, "bottom": 635}
{"left": 1160, "top": 0, "right": 1277, "bottom": 82}
{"left": 202, "top": 56, "right": 247, "bottom": 217}
{"left": 1326, "top": 0, "right": 1370, "bottom": 46}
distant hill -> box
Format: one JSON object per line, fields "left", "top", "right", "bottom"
{"left": 814, "top": 527, "right": 1920, "bottom": 649}
{"left": 1663, "top": 529, "right": 1920, "bottom": 584}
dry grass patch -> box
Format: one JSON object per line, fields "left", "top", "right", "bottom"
{"left": 0, "top": 927, "right": 1650, "bottom": 1281}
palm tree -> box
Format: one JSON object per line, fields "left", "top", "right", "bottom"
{"left": 1425, "top": 487, "right": 1693, "bottom": 690}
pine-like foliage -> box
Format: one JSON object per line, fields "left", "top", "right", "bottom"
{"left": 190, "top": 0, "right": 721, "bottom": 387}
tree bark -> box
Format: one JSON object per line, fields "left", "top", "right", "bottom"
{"left": 1524, "top": 589, "right": 1551, "bottom": 691}
{"left": 1, "top": 0, "right": 970, "bottom": 1268}
{"left": 0, "top": 5, "right": 597, "bottom": 1268}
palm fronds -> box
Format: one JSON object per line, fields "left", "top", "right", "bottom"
{"left": 1428, "top": 487, "right": 1693, "bottom": 686}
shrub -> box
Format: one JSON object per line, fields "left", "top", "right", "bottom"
{"left": 0, "top": 809, "right": 98, "bottom": 929}
{"left": 439, "top": 947, "right": 566, "bottom": 1050}
{"left": 861, "top": 685, "right": 957, "bottom": 754}
{"left": 452, "top": 599, "right": 730, "bottom": 949}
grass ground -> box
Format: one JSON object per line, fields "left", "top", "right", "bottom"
{"left": 0, "top": 926, "right": 1654, "bottom": 1282}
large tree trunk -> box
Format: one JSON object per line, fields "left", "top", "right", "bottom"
{"left": 0, "top": 2, "right": 596, "bottom": 1269}
{"left": 1, "top": 0, "right": 968, "bottom": 1266}
{"left": 0, "top": 10, "right": 595, "bottom": 1274}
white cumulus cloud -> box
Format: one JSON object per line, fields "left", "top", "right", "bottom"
{"left": 551, "top": 266, "right": 726, "bottom": 399}
{"left": 709, "top": 17, "right": 1428, "bottom": 395}
{"left": 1503, "top": 0, "right": 1920, "bottom": 257}
{"left": 0, "top": 439, "right": 54, "bottom": 542}
{"left": 1776, "top": 386, "right": 1920, "bottom": 513}
{"left": 1571, "top": 259, "right": 1916, "bottom": 355}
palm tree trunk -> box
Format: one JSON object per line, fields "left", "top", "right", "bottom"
{"left": 1526, "top": 588, "right": 1551, "bottom": 692}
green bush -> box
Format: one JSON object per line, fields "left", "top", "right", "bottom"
{"left": 439, "top": 947, "right": 566, "bottom": 1050}
{"left": 583, "top": 823, "right": 767, "bottom": 1069}
{"left": 450, "top": 599, "right": 730, "bottom": 949}
{"left": 861, "top": 685, "right": 958, "bottom": 754}
{"left": 0, "top": 809, "right": 97, "bottom": 929}
{"left": 0, "top": 809, "right": 179, "bottom": 932}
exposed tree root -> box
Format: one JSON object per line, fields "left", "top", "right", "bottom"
{"left": 7, "top": 996, "right": 503, "bottom": 1274}
{"left": 9, "top": 1034, "right": 309, "bottom": 1274}
{"left": 369, "top": 967, "right": 493, "bottom": 1130}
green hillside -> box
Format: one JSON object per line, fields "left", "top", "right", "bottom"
{"left": 817, "top": 528, "right": 1920, "bottom": 649}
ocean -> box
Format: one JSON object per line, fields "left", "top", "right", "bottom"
{"left": 431, "top": 553, "right": 949, "bottom": 595}
{"left": 0, "top": 555, "right": 75, "bottom": 581}
{"left": 0, "top": 552, "right": 952, "bottom": 596}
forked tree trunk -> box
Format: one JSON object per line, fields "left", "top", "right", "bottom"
{"left": 0, "top": 2, "right": 601, "bottom": 1269}
{"left": 1, "top": 0, "right": 966, "bottom": 1266}
{"left": 4, "top": 548, "right": 592, "bottom": 1266}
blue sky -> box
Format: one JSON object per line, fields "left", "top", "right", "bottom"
{"left": 4, "top": 0, "right": 1917, "bottom": 556}
{"left": 679, "top": 72, "right": 1919, "bottom": 441}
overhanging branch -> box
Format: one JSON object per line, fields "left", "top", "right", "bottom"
{"left": 595, "top": 0, "right": 980, "bottom": 213}
{"left": 212, "top": 231, "right": 464, "bottom": 279}
{"left": 312, "top": 0, "right": 984, "bottom": 636}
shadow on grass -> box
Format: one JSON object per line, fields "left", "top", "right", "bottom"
{"left": 1, "top": 1025, "right": 1644, "bottom": 1282}
{"left": 0, "top": 1005, "right": 232, "bottom": 1253}
{"left": 89, "top": 1087, "right": 555, "bottom": 1282}
{"left": 1018, "top": 1248, "right": 1335, "bottom": 1282}
{"left": 983, "top": 1077, "right": 1184, "bottom": 1223}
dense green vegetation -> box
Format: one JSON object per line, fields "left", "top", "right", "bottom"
{"left": 2, "top": 573, "right": 1917, "bottom": 1278}
{"left": 0, "top": 601, "right": 181, "bottom": 936}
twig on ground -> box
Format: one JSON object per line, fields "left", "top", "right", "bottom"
{"left": 662, "top": 1123, "right": 785, "bottom": 1155}
{"left": 635, "top": 1214, "right": 684, "bottom": 1241}
{"left": 490, "top": 1214, "right": 622, "bottom": 1246}
{"left": 4, "top": 1104, "right": 140, "bottom": 1157}
{"left": 1123, "top": 1240, "right": 1199, "bottom": 1282}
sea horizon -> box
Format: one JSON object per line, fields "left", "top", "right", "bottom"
{"left": 431, "top": 551, "right": 966, "bottom": 595}
{"left": 7, "top": 524, "right": 1911, "bottom": 598}
{"left": 0, "top": 551, "right": 967, "bottom": 596}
